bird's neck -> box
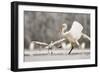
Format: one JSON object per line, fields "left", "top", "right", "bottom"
{"left": 61, "top": 27, "right": 67, "bottom": 35}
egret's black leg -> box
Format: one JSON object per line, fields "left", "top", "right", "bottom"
{"left": 68, "top": 45, "right": 74, "bottom": 55}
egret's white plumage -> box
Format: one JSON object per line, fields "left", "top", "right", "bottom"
{"left": 66, "top": 43, "right": 72, "bottom": 49}
{"left": 61, "top": 42, "right": 72, "bottom": 49}
{"left": 61, "top": 21, "right": 83, "bottom": 43}
{"left": 61, "top": 21, "right": 90, "bottom": 54}
{"left": 61, "top": 42, "right": 67, "bottom": 49}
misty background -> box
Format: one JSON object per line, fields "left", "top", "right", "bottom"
{"left": 24, "top": 11, "right": 90, "bottom": 49}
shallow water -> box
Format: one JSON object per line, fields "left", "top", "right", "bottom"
{"left": 24, "top": 53, "right": 90, "bottom": 62}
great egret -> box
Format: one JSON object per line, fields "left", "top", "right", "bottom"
{"left": 61, "top": 21, "right": 90, "bottom": 54}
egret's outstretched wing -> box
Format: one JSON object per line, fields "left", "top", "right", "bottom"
{"left": 70, "top": 21, "right": 83, "bottom": 40}
{"left": 82, "top": 33, "right": 90, "bottom": 41}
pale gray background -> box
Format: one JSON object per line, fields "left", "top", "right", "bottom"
{"left": 24, "top": 11, "right": 90, "bottom": 49}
